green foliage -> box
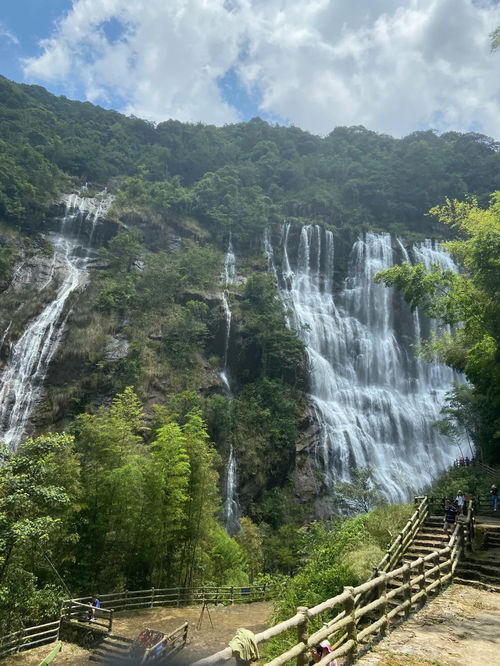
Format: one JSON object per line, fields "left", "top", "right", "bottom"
{"left": 235, "top": 517, "right": 264, "bottom": 582}
{"left": 0, "top": 239, "right": 16, "bottom": 284}
{"left": 333, "top": 468, "right": 386, "bottom": 515}
{"left": 0, "top": 434, "right": 80, "bottom": 633}
{"left": 264, "top": 504, "right": 412, "bottom": 660}
{"left": 428, "top": 465, "right": 496, "bottom": 504}
{"left": 375, "top": 193, "right": 500, "bottom": 463}
{"left": 237, "top": 274, "right": 307, "bottom": 387}
{"left": 1, "top": 74, "right": 499, "bottom": 240}
{"left": 491, "top": 25, "right": 500, "bottom": 51}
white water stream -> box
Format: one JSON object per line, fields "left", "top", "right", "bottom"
{"left": 0, "top": 194, "right": 107, "bottom": 449}
{"left": 220, "top": 235, "right": 240, "bottom": 534}
{"left": 277, "top": 225, "right": 461, "bottom": 502}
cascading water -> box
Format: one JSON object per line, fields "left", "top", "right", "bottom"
{"left": 220, "top": 235, "right": 240, "bottom": 534}
{"left": 0, "top": 194, "right": 108, "bottom": 449}
{"left": 278, "top": 225, "right": 461, "bottom": 502}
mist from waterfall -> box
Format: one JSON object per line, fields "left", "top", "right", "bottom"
{"left": 220, "top": 235, "right": 240, "bottom": 534}
{"left": 277, "top": 224, "right": 461, "bottom": 502}
{"left": 0, "top": 195, "right": 106, "bottom": 449}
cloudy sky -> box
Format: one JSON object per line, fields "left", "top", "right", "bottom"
{"left": 1, "top": 0, "right": 499, "bottom": 137}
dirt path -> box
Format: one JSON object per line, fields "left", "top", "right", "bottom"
{"left": 356, "top": 584, "right": 500, "bottom": 666}
{"left": 112, "top": 601, "right": 272, "bottom": 661}
{"left": 1, "top": 602, "right": 272, "bottom": 664}
{"left": 2, "top": 642, "right": 90, "bottom": 665}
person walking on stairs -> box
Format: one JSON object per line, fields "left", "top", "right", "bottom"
{"left": 491, "top": 485, "right": 498, "bottom": 511}
{"left": 443, "top": 499, "right": 457, "bottom": 541}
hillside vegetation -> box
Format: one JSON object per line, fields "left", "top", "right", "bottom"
{"left": 0, "top": 76, "right": 499, "bottom": 635}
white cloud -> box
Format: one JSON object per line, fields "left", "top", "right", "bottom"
{"left": 22, "top": 0, "right": 500, "bottom": 137}
{"left": 0, "top": 22, "right": 20, "bottom": 47}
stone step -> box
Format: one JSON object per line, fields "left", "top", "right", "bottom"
{"left": 89, "top": 634, "right": 133, "bottom": 664}
{"left": 454, "top": 571, "right": 500, "bottom": 588}
{"left": 406, "top": 539, "right": 444, "bottom": 553}
{"left": 486, "top": 532, "right": 500, "bottom": 548}
{"left": 457, "top": 560, "right": 500, "bottom": 578}
{"left": 453, "top": 577, "right": 500, "bottom": 593}
{"left": 413, "top": 533, "right": 446, "bottom": 542}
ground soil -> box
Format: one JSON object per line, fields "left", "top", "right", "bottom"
{"left": 356, "top": 584, "right": 500, "bottom": 666}
{"left": 2, "top": 642, "right": 90, "bottom": 665}
{"left": 1, "top": 601, "right": 272, "bottom": 664}
{"left": 111, "top": 601, "right": 272, "bottom": 662}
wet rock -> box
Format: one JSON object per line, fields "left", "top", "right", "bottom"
{"left": 104, "top": 335, "right": 130, "bottom": 361}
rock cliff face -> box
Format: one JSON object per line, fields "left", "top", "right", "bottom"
{"left": 0, "top": 196, "right": 463, "bottom": 514}
{"left": 0, "top": 192, "right": 116, "bottom": 447}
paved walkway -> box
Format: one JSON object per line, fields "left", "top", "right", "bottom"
{"left": 356, "top": 584, "right": 500, "bottom": 666}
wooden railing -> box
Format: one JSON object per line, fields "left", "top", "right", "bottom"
{"left": 377, "top": 496, "right": 429, "bottom": 573}
{"left": 475, "top": 462, "right": 500, "bottom": 480}
{"left": 0, "top": 584, "right": 268, "bottom": 660}
{"left": 0, "top": 620, "right": 61, "bottom": 658}
{"left": 193, "top": 499, "right": 474, "bottom": 666}
{"left": 60, "top": 600, "right": 114, "bottom": 633}
{"left": 66, "top": 584, "right": 269, "bottom": 614}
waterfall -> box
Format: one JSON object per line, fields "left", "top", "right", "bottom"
{"left": 223, "top": 233, "right": 236, "bottom": 285}
{"left": 0, "top": 195, "right": 106, "bottom": 449}
{"left": 220, "top": 235, "right": 240, "bottom": 533}
{"left": 224, "top": 444, "right": 240, "bottom": 535}
{"left": 278, "top": 225, "right": 461, "bottom": 502}
{"left": 220, "top": 291, "right": 232, "bottom": 395}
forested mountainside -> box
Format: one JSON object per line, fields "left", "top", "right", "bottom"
{"left": 0, "top": 74, "right": 499, "bottom": 631}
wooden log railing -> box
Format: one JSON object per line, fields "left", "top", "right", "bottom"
{"left": 0, "top": 620, "right": 61, "bottom": 658}
{"left": 193, "top": 498, "right": 474, "bottom": 666}
{"left": 66, "top": 584, "right": 269, "bottom": 614}
{"left": 60, "top": 599, "right": 114, "bottom": 633}
{"left": 0, "top": 584, "right": 269, "bottom": 660}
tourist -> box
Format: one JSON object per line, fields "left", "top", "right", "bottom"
{"left": 455, "top": 491, "right": 465, "bottom": 514}
{"left": 443, "top": 500, "right": 457, "bottom": 540}
{"left": 490, "top": 485, "right": 498, "bottom": 512}
{"left": 309, "top": 640, "right": 337, "bottom": 666}
{"left": 88, "top": 596, "right": 101, "bottom": 623}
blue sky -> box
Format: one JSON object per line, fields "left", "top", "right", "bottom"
{"left": 1, "top": 1, "right": 499, "bottom": 137}
{"left": 1, "top": 1, "right": 72, "bottom": 94}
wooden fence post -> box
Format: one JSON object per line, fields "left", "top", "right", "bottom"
{"left": 108, "top": 609, "right": 114, "bottom": 634}
{"left": 403, "top": 564, "right": 411, "bottom": 619}
{"left": 296, "top": 606, "right": 309, "bottom": 666}
{"left": 345, "top": 586, "right": 357, "bottom": 664}
{"left": 418, "top": 559, "right": 427, "bottom": 607}
{"left": 151, "top": 588, "right": 155, "bottom": 608}
{"left": 231, "top": 587, "right": 234, "bottom": 605}
{"left": 377, "top": 572, "right": 388, "bottom": 636}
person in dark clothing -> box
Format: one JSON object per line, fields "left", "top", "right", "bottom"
{"left": 443, "top": 500, "right": 457, "bottom": 540}
{"left": 491, "top": 485, "right": 498, "bottom": 511}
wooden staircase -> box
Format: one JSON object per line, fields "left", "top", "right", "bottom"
{"left": 385, "top": 514, "right": 450, "bottom": 615}
{"left": 455, "top": 515, "right": 500, "bottom": 591}
{"left": 89, "top": 634, "right": 134, "bottom": 664}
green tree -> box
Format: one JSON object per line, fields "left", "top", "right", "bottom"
{"left": 179, "top": 410, "right": 221, "bottom": 587}
{"left": 71, "top": 389, "right": 145, "bottom": 591}
{"left": 491, "top": 26, "right": 500, "bottom": 51}
{"left": 140, "top": 422, "right": 191, "bottom": 587}
{"left": 0, "top": 434, "right": 80, "bottom": 633}
{"left": 333, "top": 468, "right": 386, "bottom": 515}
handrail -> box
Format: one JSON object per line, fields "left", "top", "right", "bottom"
{"left": 192, "top": 497, "right": 474, "bottom": 666}
{"left": 0, "top": 620, "right": 60, "bottom": 658}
